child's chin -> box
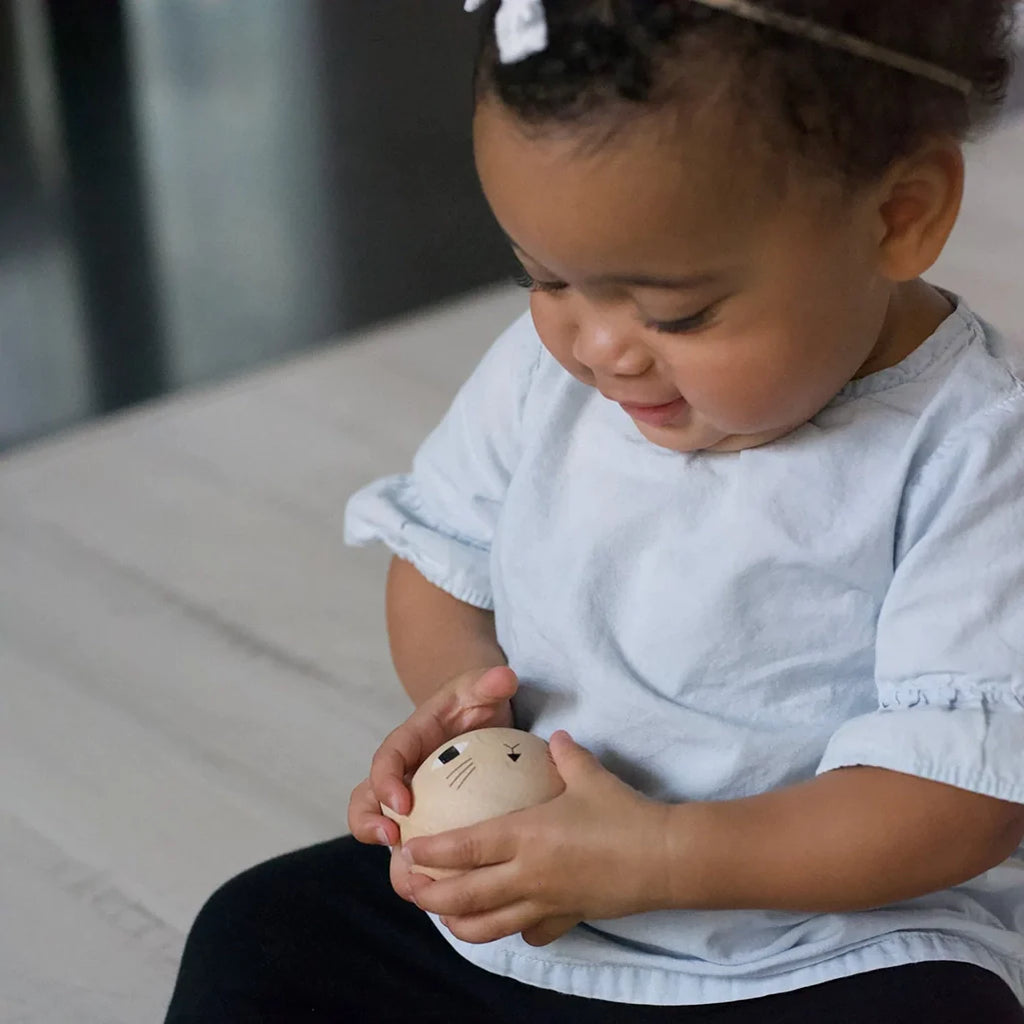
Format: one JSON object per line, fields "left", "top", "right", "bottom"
{"left": 634, "top": 419, "right": 729, "bottom": 454}
{"left": 637, "top": 419, "right": 800, "bottom": 454}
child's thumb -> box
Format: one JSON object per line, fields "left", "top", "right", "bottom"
{"left": 472, "top": 665, "right": 519, "bottom": 702}
{"left": 548, "top": 730, "right": 600, "bottom": 782}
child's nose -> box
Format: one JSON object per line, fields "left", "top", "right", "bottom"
{"left": 572, "top": 319, "right": 652, "bottom": 378}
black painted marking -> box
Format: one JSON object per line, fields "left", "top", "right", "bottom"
{"left": 447, "top": 759, "right": 475, "bottom": 787}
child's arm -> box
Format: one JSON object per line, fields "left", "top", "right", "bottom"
{"left": 404, "top": 733, "right": 1024, "bottom": 946}
{"left": 349, "top": 557, "right": 513, "bottom": 864}
{"left": 386, "top": 555, "right": 507, "bottom": 707}
{"left": 665, "top": 766, "right": 1024, "bottom": 912}
{"left": 345, "top": 317, "right": 542, "bottom": 895}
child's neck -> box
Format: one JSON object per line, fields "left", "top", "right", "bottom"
{"left": 856, "top": 279, "right": 954, "bottom": 380}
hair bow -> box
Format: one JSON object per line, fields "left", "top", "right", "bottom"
{"left": 463, "top": 0, "right": 971, "bottom": 95}
{"left": 464, "top": 0, "right": 549, "bottom": 64}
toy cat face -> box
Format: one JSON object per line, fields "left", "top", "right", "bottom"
{"left": 384, "top": 728, "right": 564, "bottom": 843}
{"left": 426, "top": 729, "right": 534, "bottom": 794}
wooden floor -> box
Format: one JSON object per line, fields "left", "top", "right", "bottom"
{"left": 2, "top": 120, "right": 1024, "bottom": 1022}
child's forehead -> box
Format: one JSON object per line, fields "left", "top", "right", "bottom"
{"left": 474, "top": 97, "right": 788, "bottom": 279}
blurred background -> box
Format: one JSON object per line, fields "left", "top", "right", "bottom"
{"left": 3, "top": 2, "right": 1024, "bottom": 452}
{"left": 1, "top": 0, "right": 516, "bottom": 451}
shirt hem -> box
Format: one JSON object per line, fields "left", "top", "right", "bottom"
{"left": 439, "top": 926, "right": 1024, "bottom": 1007}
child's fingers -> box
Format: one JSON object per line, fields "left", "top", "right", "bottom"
{"left": 389, "top": 845, "right": 418, "bottom": 903}
{"left": 367, "top": 669, "right": 516, "bottom": 819}
{"left": 439, "top": 900, "right": 540, "bottom": 945}
{"left": 405, "top": 861, "right": 513, "bottom": 918}
{"left": 462, "top": 665, "right": 519, "bottom": 706}
{"left": 347, "top": 778, "right": 401, "bottom": 846}
{"left": 404, "top": 817, "right": 513, "bottom": 872}
{"left": 369, "top": 717, "right": 445, "bottom": 815}
{"left": 521, "top": 915, "right": 580, "bottom": 947}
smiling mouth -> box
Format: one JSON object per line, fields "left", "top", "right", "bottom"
{"left": 617, "top": 396, "right": 689, "bottom": 427}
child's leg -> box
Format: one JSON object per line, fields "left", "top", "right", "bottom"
{"left": 162, "top": 836, "right": 502, "bottom": 1022}
{"left": 163, "top": 836, "right": 1023, "bottom": 1023}
{"left": 771, "top": 961, "right": 1023, "bottom": 1023}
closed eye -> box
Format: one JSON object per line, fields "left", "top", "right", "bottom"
{"left": 647, "top": 304, "right": 717, "bottom": 335}
{"left": 514, "top": 251, "right": 722, "bottom": 333}
{"left": 513, "top": 267, "right": 569, "bottom": 294}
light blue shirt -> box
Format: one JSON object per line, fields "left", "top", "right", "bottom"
{"left": 345, "top": 297, "right": 1024, "bottom": 1007}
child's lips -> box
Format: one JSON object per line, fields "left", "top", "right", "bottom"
{"left": 618, "top": 396, "right": 689, "bottom": 427}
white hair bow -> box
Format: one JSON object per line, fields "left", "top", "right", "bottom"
{"left": 464, "top": 0, "right": 549, "bottom": 64}
{"left": 463, "top": 0, "right": 972, "bottom": 95}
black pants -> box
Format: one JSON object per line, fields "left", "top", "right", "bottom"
{"left": 164, "top": 836, "right": 1024, "bottom": 1024}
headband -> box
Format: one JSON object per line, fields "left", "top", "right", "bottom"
{"left": 464, "top": 0, "right": 973, "bottom": 97}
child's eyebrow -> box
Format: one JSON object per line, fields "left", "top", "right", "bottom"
{"left": 508, "top": 238, "right": 727, "bottom": 291}
{"left": 590, "top": 270, "right": 725, "bottom": 290}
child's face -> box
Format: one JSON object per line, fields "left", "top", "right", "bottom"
{"left": 474, "top": 99, "right": 906, "bottom": 454}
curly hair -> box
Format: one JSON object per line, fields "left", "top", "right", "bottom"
{"left": 472, "top": 0, "right": 1017, "bottom": 183}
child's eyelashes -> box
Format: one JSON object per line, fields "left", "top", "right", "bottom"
{"left": 512, "top": 268, "right": 569, "bottom": 294}
{"left": 513, "top": 265, "right": 719, "bottom": 335}
{"left": 647, "top": 306, "right": 716, "bottom": 335}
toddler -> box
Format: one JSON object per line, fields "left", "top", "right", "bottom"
{"left": 165, "top": 1, "right": 1024, "bottom": 1020}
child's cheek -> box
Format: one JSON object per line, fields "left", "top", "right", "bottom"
{"left": 529, "top": 292, "right": 567, "bottom": 344}
{"left": 529, "top": 294, "right": 590, "bottom": 383}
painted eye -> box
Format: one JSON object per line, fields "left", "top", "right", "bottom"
{"left": 432, "top": 741, "right": 468, "bottom": 769}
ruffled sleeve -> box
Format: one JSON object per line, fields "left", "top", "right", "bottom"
{"left": 344, "top": 312, "right": 541, "bottom": 611}
{"left": 818, "top": 387, "right": 1024, "bottom": 805}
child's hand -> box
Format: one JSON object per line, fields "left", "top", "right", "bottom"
{"left": 345, "top": 775, "right": 424, "bottom": 904}
{"left": 403, "top": 731, "right": 671, "bottom": 945}
{"left": 347, "top": 665, "right": 518, "bottom": 857}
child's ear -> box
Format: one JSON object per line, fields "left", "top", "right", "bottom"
{"left": 874, "top": 138, "right": 964, "bottom": 282}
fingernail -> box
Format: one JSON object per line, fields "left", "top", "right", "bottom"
{"left": 376, "top": 827, "right": 389, "bottom": 846}
{"left": 401, "top": 845, "right": 413, "bottom": 863}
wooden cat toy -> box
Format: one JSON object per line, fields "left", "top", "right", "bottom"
{"left": 382, "top": 727, "right": 565, "bottom": 878}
